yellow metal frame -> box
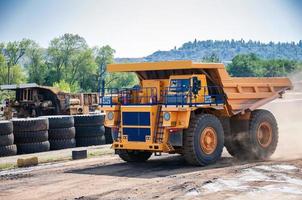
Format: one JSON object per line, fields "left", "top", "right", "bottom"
{"left": 116, "top": 105, "right": 166, "bottom": 151}
{"left": 107, "top": 60, "right": 224, "bottom": 72}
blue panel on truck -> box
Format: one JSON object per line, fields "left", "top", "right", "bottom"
{"left": 122, "top": 112, "right": 150, "bottom": 126}
{"left": 123, "top": 128, "right": 151, "bottom": 142}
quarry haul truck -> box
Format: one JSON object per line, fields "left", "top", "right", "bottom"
{"left": 100, "top": 61, "right": 292, "bottom": 166}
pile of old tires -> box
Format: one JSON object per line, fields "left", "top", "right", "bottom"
{"left": 0, "top": 121, "right": 17, "bottom": 157}
{"left": 105, "top": 127, "right": 113, "bottom": 144}
{"left": 46, "top": 116, "right": 76, "bottom": 150}
{"left": 74, "top": 114, "right": 106, "bottom": 147}
{"left": 12, "top": 118, "right": 50, "bottom": 154}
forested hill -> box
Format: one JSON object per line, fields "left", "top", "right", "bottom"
{"left": 115, "top": 39, "right": 302, "bottom": 63}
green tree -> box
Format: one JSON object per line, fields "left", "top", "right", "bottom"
{"left": 1, "top": 39, "right": 31, "bottom": 84}
{"left": 202, "top": 53, "right": 220, "bottom": 62}
{"left": 0, "top": 54, "right": 26, "bottom": 85}
{"left": 228, "top": 53, "right": 299, "bottom": 77}
{"left": 228, "top": 53, "right": 264, "bottom": 77}
{"left": 53, "top": 80, "right": 80, "bottom": 93}
{"left": 71, "top": 49, "right": 98, "bottom": 91}
{"left": 105, "top": 72, "right": 138, "bottom": 88}
{"left": 25, "top": 41, "right": 47, "bottom": 84}
{"left": 46, "top": 33, "right": 88, "bottom": 83}
{"left": 95, "top": 45, "right": 115, "bottom": 92}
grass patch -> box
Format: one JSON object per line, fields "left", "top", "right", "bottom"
{"left": 0, "top": 146, "right": 114, "bottom": 171}
{"left": 88, "top": 148, "right": 114, "bottom": 158}
{"left": 0, "top": 163, "right": 16, "bottom": 170}
{"left": 39, "top": 156, "right": 71, "bottom": 164}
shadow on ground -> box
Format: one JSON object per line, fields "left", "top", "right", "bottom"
{"left": 67, "top": 155, "right": 252, "bottom": 179}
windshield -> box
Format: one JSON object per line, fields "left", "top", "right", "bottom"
{"left": 170, "top": 79, "right": 190, "bottom": 92}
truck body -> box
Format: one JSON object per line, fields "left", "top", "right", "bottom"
{"left": 100, "top": 61, "right": 292, "bottom": 165}
{"left": 0, "top": 83, "right": 99, "bottom": 118}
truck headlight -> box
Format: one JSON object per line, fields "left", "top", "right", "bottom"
{"left": 163, "top": 112, "right": 170, "bottom": 121}
{"left": 107, "top": 111, "right": 114, "bottom": 120}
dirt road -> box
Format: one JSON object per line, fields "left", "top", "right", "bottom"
{"left": 1, "top": 154, "right": 302, "bottom": 200}
{"left": 0, "top": 92, "right": 301, "bottom": 200}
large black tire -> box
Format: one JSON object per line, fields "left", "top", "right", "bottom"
{"left": 76, "top": 136, "right": 106, "bottom": 147}
{"left": 105, "top": 127, "right": 113, "bottom": 144}
{"left": 14, "top": 130, "right": 48, "bottom": 144}
{"left": 12, "top": 118, "right": 49, "bottom": 132}
{"left": 224, "top": 118, "right": 249, "bottom": 159}
{"left": 49, "top": 139, "right": 76, "bottom": 150}
{"left": 243, "top": 109, "right": 278, "bottom": 160}
{"left": 0, "top": 145, "right": 17, "bottom": 157}
{"left": 73, "top": 114, "right": 105, "bottom": 127}
{"left": 75, "top": 125, "right": 105, "bottom": 138}
{"left": 17, "top": 141, "right": 50, "bottom": 154}
{"left": 46, "top": 115, "right": 74, "bottom": 129}
{"left": 0, "top": 121, "right": 13, "bottom": 135}
{"left": 48, "top": 127, "right": 75, "bottom": 140}
{"left": 0, "top": 133, "right": 14, "bottom": 146}
{"left": 183, "top": 114, "right": 224, "bottom": 166}
{"left": 117, "top": 150, "right": 152, "bottom": 162}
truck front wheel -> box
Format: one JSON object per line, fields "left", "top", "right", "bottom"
{"left": 117, "top": 150, "right": 152, "bottom": 162}
{"left": 183, "top": 114, "right": 224, "bottom": 166}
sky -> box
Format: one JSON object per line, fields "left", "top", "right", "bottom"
{"left": 0, "top": 0, "right": 301, "bottom": 57}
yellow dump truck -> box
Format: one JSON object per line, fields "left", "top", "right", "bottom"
{"left": 100, "top": 61, "right": 292, "bottom": 166}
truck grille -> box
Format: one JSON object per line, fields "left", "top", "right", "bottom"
{"left": 123, "top": 128, "right": 151, "bottom": 142}
{"left": 122, "top": 112, "right": 151, "bottom": 142}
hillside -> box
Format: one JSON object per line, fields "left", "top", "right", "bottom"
{"left": 115, "top": 39, "right": 302, "bottom": 63}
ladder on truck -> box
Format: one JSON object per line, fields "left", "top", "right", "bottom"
{"left": 154, "top": 105, "right": 174, "bottom": 152}
{"left": 155, "top": 105, "right": 164, "bottom": 143}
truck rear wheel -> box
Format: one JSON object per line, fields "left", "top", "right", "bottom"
{"left": 183, "top": 114, "right": 224, "bottom": 166}
{"left": 224, "top": 119, "right": 250, "bottom": 160}
{"left": 246, "top": 109, "right": 278, "bottom": 160}
{"left": 117, "top": 150, "right": 152, "bottom": 162}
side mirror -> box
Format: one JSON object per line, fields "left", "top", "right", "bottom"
{"left": 192, "top": 77, "right": 201, "bottom": 95}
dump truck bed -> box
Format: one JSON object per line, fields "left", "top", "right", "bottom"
{"left": 221, "top": 77, "right": 292, "bottom": 114}
{"left": 107, "top": 61, "right": 292, "bottom": 115}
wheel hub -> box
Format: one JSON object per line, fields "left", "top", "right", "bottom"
{"left": 200, "top": 127, "right": 217, "bottom": 154}
{"left": 257, "top": 121, "right": 272, "bottom": 148}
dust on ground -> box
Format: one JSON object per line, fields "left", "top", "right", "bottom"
{"left": 263, "top": 76, "right": 302, "bottom": 160}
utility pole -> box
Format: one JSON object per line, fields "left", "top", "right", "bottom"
{"left": 98, "top": 62, "right": 106, "bottom": 97}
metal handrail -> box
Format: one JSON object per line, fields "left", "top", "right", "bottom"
{"left": 99, "top": 87, "right": 158, "bottom": 106}
{"left": 163, "top": 86, "right": 225, "bottom": 107}
{"left": 99, "top": 86, "right": 225, "bottom": 107}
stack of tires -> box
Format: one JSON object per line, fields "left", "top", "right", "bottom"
{"left": 0, "top": 121, "right": 17, "bottom": 157}
{"left": 74, "top": 114, "right": 106, "bottom": 147}
{"left": 105, "top": 127, "right": 113, "bottom": 144}
{"left": 47, "top": 116, "right": 76, "bottom": 150}
{"left": 12, "top": 118, "right": 50, "bottom": 154}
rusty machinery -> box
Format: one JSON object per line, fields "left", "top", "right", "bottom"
{"left": 0, "top": 83, "right": 99, "bottom": 118}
